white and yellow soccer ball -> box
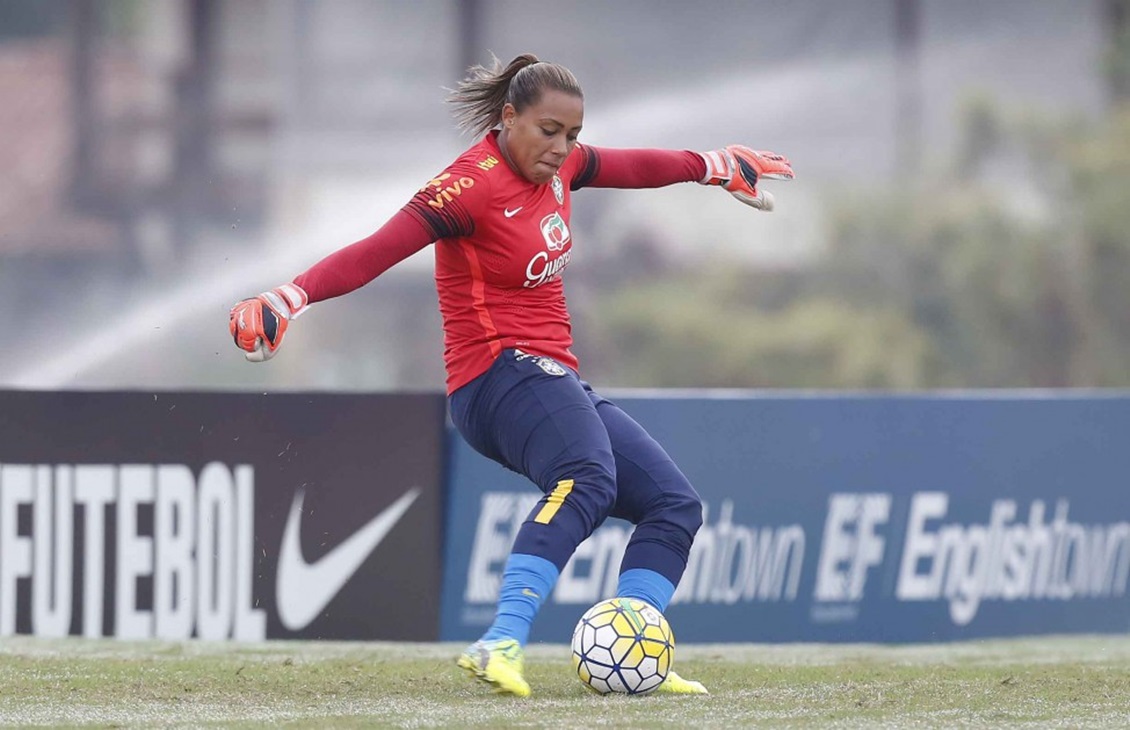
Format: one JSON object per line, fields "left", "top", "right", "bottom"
{"left": 570, "top": 597, "right": 674, "bottom": 695}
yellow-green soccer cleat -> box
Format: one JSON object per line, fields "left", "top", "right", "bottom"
{"left": 456, "top": 638, "right": 531, "bottom": 697}
{"left": 655, "top": 669, "right": 709, "bottom": 695}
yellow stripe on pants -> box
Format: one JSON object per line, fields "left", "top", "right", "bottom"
{"left": 534, "top": 479, "right": 575, "bottom": 524}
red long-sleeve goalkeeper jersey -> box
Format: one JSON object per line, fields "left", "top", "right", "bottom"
{"left": 295, "top": 131, "right": 707, "bottom": 394}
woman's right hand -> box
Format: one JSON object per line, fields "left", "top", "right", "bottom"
{"left": 228, "top": 284, "right": 308, "bottom": 362}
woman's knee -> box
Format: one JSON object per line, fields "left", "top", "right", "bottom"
{"left": 554, "top": 457, "right": 618, "bottom": 521}
{"left": 661, "top": 484, "right": 704, "bottom": 539}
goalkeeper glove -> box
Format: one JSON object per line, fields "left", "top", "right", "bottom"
{"left": 229, "top": 283, "right": 308, "bottom": 362}
{"left": 700, "top": 145, "right": 794, "bottom": 211}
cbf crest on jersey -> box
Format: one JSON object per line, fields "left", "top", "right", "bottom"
{"left": 552, "top": 175, "right": 564, "bottom": 204}
{"left": 540, "top": 212, "right": 570, "bottom": 251}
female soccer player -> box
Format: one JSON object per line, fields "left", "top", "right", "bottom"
{"left": 230, "top": 53, "right": 793, "bottom": 697}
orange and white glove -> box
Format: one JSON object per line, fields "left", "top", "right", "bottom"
{"left": 228, "top": 283, "right": 308, "bottom": 362}
{"left": 700, "top": 145, "right": 794, "bottom": 211}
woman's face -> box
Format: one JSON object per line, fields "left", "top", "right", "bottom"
{"left": 499, "top": 89, "right": 584, "bottom": 185}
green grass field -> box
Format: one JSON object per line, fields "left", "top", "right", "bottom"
{"left": 2, "top": 635, "right": 1129, "bottom": 728}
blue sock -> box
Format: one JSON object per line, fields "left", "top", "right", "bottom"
{"left": 616, "top": 568, "right": 676, "bottom": 612}
{"left": 481, "top": 553, "right": 560, "bottom": 647}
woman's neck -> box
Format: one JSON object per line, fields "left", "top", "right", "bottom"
{"left": 496, "top": 128, "right": 519, "bottom": 174}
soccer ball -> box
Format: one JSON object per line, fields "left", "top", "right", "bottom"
{"left": 570, "top": 597, "right": 674, "bottom": 695}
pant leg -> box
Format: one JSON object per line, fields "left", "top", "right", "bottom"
{"left": 585, "top": 387, "right": 704, "bottom": 588}
{"left": 450, "top": 350, "right": 618, "bottom": 571}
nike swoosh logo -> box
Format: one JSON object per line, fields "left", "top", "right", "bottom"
{"left": 276, "top": 487, "right": 421, "bottom": 630}
{"left": 504, "top": 206, "right": 523, "bottom": 218}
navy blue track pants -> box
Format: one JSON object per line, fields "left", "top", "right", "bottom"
{"left": 449, "top": 348, "right": 703, "bottom": 587}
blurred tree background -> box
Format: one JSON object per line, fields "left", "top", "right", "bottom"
{"left": 2, "top": 0, "right": 1128, "bottom": 392}
{"left": 576, "top": 69, "right": 1130, "bottom": 389}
